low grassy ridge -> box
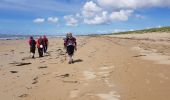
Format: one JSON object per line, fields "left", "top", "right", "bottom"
{"left": 113, "top": 26, "right": 170, "bottom": 35}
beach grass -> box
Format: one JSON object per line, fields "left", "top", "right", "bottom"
{"left": 113, "top": 26, "right": 170, "bottom": 35}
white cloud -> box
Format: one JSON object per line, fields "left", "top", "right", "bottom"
{"left": 47, "top": 17, "right": 58, "bottom": 23}
{"left": 82, "top": 1, "right": 102, "bottom": 18}
{"left": 83, "top": 9, "right": 133, "bottom": 25}
{"left": 97, "top": 0, "right": 170, "bottom": 9}
{"left": 83, "top": 1, "right": 102, "bottom": 12}
{"left": 33, "top": 18, "right": 45, "bottom": 23}
{"left": 84, "top": 11, "right": 109, "bottom": 24}
{"left": 64, "top": 15, "right": 78, "bottom": 26}
{"left": 110, "top": 10, "right": 133, "bottom": 21}
{"left": 80, "top": 1, "right": 134, "bottom": 25}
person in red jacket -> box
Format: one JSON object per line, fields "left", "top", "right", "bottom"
{"left": 43, "top": 35, "right": 48, "bottom": 53}
{"left": 64, "top": 32, "right": 77, "bottom": 64}
{"left": 37, "top": 36, "right": 44, "bottom": 57}
{"left": 28, "top": 36, "right": 36, "bottom": 58}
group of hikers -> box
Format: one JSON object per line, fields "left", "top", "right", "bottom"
{"left": 28, "top": 33, "right": 77, "bottom": 64}
{"left": 28, "top": 35, "right": 49, "bottom": 58}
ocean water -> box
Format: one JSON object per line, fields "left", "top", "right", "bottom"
{"left": 0, "top": 34, "right": 65, "bottom": 40}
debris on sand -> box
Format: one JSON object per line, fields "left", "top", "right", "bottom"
{"left": 57, "top": 74, "right": 70, "bottom": 78}
{"left": 10, "top": 50, "right": 14, "bottom": 52}
{"left": 33, "top": 76, "right": 38, "bottom": 80}
{"left": 32, "top": 76, "right": 38, "bottom": 84}
{"left": 32, "top": 81, "right": 38, "bottom": 84}
{"left": 10, "top": 71, "right": 18, "bottom": 73}
{"left": 21, "top": 58, "right": 25, "bottom": 61}
{"left": 18, "top": 94, "right": 29, "bottom": 98}
{"left": 16, "top": 62, "right": 31, "bottom": 66}
{"left": 133, "top": 55, "right": 146, "bottom": 57}
{"left": 9, "top": 62, "right": 31, "bottom": 66}
{"left": 38, "top": 66, "right": 48, "bottom": 69}
{"left": 62, "top": 80, "right": 78, "bottom": 83}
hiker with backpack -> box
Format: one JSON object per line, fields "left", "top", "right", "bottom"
{"left": 64, "top": 32, "right": 77, "bottom": 64}
{"left": 28, "top": 36, "right": 36, "bottom": 58}
{"left": 43, "top": 35, "right": 48, "bottom": 53}
{"left": 37, "top": 36, "right": 44, "bottom": 57}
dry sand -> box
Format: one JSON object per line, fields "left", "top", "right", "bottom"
{"left": 0, "top": 33, "right": 170, "bottom": 100}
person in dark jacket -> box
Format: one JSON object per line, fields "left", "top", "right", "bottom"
{"left": 37, "top": 36, "right": 44, "bottom": 57}
{"left": 28, "top": 36, "right": 36, "bottom": 58}
{"left": 43, "top": 35, "right": 48, "bottom": 53}
{"left": 64, "top": 32, "right": 77, "bottom": 64}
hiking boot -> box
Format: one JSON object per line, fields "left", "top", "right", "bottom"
{"left": 68, "top": 61, "right": 72, "bottom": 64}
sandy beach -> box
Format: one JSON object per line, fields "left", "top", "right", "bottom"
{"left": 0, "top": 33, "right": 170, "bottom": 100}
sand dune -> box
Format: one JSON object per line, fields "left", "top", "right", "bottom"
{"left": 0, "top": 33, "right": 170, "bottom": 100}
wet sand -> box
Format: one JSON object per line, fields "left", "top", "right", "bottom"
{"left": 0, "top": 33, "right": 170, "bottom": 100}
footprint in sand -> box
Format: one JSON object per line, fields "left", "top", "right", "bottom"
{"left": 99, "top": 65, "right": 115, "bottom": 70}
{"left": 26, "top": 87, "right": 32, "bottom": 90}
{"left": 4, "top": 53, "right": 9, "bottom": 55}
{"left": 83, "top": 70, "right": 96, "bottom": 80}
{"left": 96, "top": 91, "right": 120, "bottom": 100}
{"left": 10, "top": 50, "right": 14, "bottom": 52}
{"left": 40, "top": 61, "right": 46, "bottom": 63}
{"left": 20, "top": 52, "right": 25, "bottom": 54}
{"left": 99, "top": 66, "right": 115, "bottom": 77}
{"left": 70, "top": 89, "right": 79, "bottom": 98}
{"left": 98, "top": 65, "right": 115, "bottom": 87}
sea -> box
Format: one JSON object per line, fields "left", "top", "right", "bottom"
{"left": 0, "top": 34, "right": 65, "bottom": 40}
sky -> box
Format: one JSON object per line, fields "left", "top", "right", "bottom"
{"left": 0, "top": 0, "right": 170, "bottom": 35}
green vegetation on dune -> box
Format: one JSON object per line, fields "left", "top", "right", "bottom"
{"left": 113, "top": 26, "right": 170, "bottom": 35}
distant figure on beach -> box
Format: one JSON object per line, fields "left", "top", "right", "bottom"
{"left": 28, "top": 36, "right": 36, "bottom": 58}
{"left": 64, "top": 32, "right": 77, "bottom": 64}
{"left": 43, "top": 35, "right": 48, "bottom": 53}
{"left": 37, "top": 36, "right": 44, "bottom": 57}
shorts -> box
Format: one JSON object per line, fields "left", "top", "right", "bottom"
{"left": 67, "top": 45, "right": 74, "bottom": 56}
{"left": 30, "top": 47, "right": 36, "bottom": 53}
